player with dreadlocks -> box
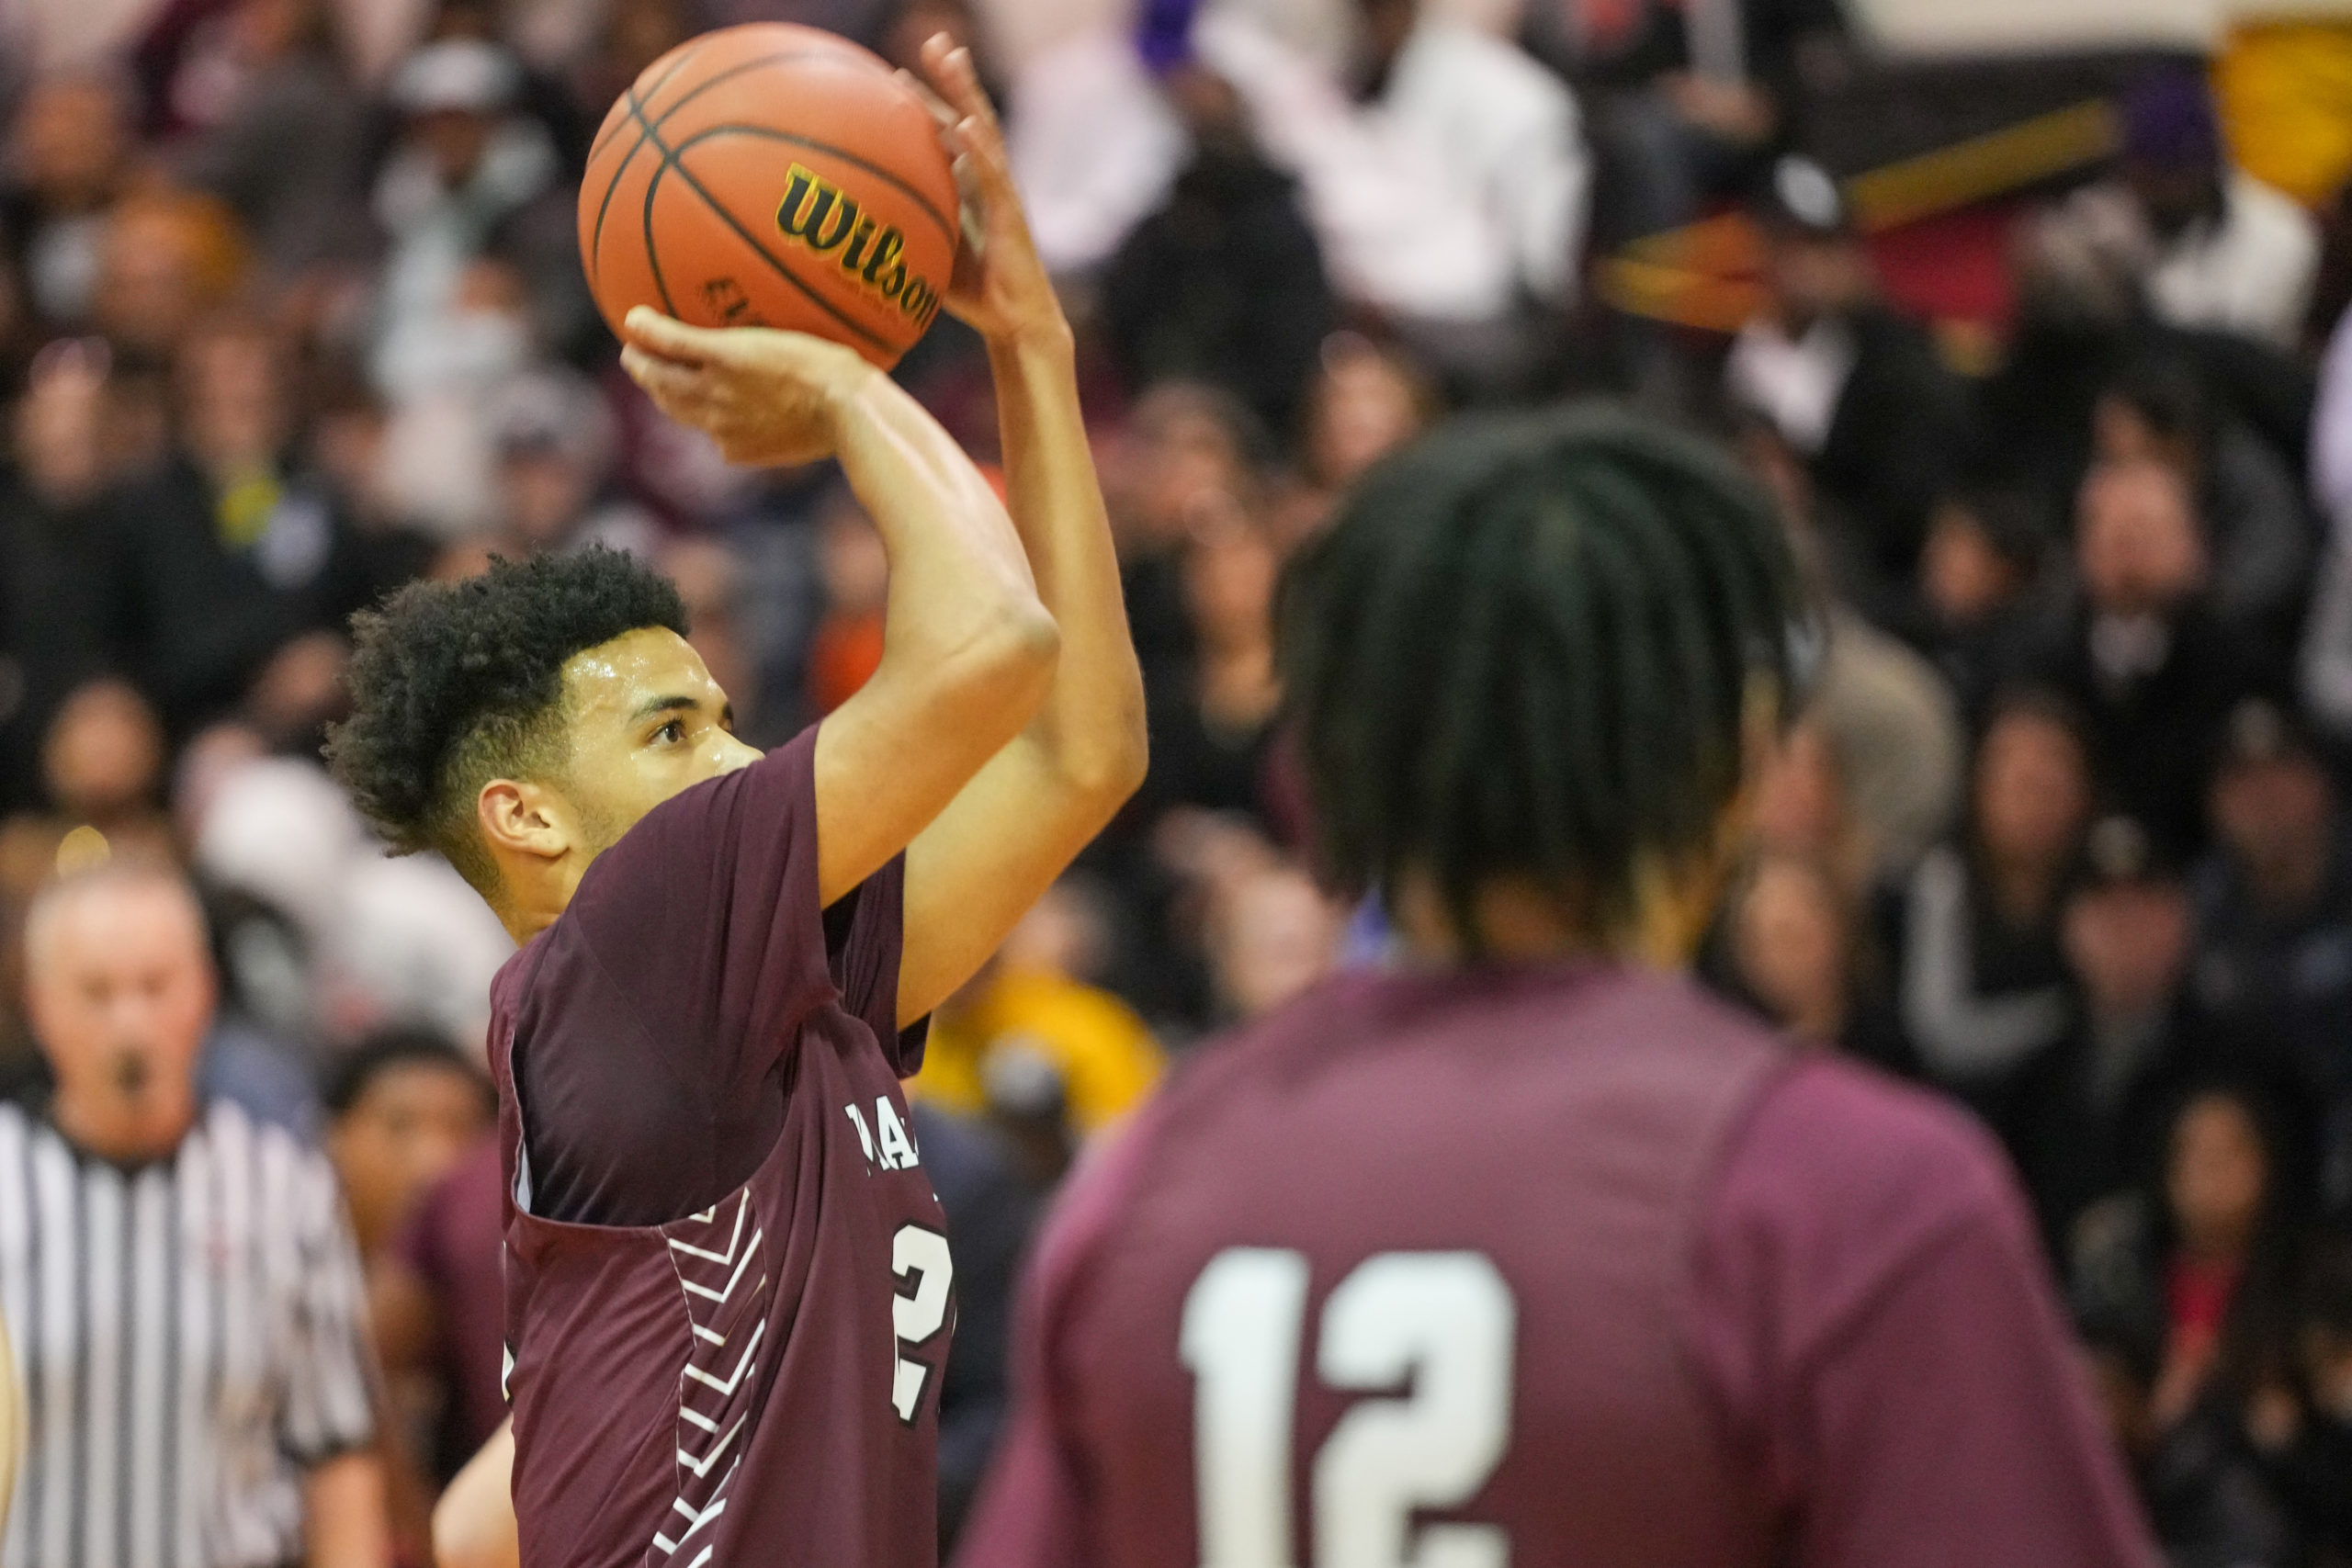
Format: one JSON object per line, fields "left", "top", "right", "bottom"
{"left": 957, "top": 408, "right": 2159, "bottom": 1568}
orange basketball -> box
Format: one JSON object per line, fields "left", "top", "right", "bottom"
{"left": 579, "top": 23, "right": 960, "bottom": 369}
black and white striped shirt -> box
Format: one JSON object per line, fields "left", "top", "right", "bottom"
{"left": 0, "top": 1099, "right": 377, "bottom": 1568}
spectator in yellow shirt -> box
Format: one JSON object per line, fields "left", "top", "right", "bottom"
{"left": 914, "top": 880, "right": 1164, "bottom": 1136}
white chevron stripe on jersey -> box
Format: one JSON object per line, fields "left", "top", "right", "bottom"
{"left": 678, "top": 1227, "right": 763, "bottom": 1305}
{"left": 665, "top": 1201, "right": 745, "bottom": 1266}
{"left": 652, "top": 1190, "right": 776, "bottom": 1565}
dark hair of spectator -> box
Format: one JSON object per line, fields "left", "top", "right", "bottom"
{"left": 2164, "top": 1079, "right": 2309, "bottom": 1397}
{"left": 1980, "top": 683, "right": 2093, "bottom": 749}
{"left": 1944, "top": 485, "right": 2052, "bottom": 572}
{"left": 322, "top": 1026, "right": 488, "bottom": 1120}
{"left": 2101, "top": 356, "right": 2216, "bottom": 463}
{"left": 1276, "top": 403, "right": 1804, "bottom": 951}
{"left": 325, "top": 547, "right": 686, "bottom": 891}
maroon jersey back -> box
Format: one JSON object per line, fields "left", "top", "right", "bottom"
{"left": 961, "top": 964, "right": 2159, "bottom": 1568}
{"left": 488, "top": 729, "right": 952, "bottom": 1568}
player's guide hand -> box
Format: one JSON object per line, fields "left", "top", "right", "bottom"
{"left": 899, "top": 36, "right": 1066, "bottom": 351}
{"left": 618, "top": 307, "right": 881, "bottom": 468}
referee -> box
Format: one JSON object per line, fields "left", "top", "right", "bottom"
{"left": 0, "top": 865, "right": 388, "bottom": 1568}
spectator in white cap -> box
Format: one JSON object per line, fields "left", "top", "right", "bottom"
{"left": 368, "top": 38, "right": 560, "bottom": 403}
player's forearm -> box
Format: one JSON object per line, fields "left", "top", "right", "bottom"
{"left": 304, "top": 1451, "right": 392, "bottom": 1568}
{"left": 433, "top": 1422, "right": 519, "bottom": 1568}
{"left": 987, "top": 323, "right": 1148, "bottom": 807}
{"left": 831, "top": 366, "right": 1057, "bottom": 689}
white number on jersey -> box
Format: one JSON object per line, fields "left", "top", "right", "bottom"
{"left": 1182, "top": 1248, "right": 1517, "bottom": 1568}
{"left": 890, "top": 1223, "right": 954, "bottom": 1423}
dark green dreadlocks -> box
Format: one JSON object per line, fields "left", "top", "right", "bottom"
{"left": 1277, "top": 403, "right": 1808, "bottom": 952}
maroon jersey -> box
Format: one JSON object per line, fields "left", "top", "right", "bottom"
{"left": 959, "top": 964, "right": 2159, "bottom": 1568}
{"left": 487, "top": 728, "right": 951, "bottom": 1568}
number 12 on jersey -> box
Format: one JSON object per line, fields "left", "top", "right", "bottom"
{"left": 1181, "top": 1248, "right": 1517, "bottom": 1568}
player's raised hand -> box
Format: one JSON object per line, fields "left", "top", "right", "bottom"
{"left": 907, "top": 35, "right": 1063, "bottom": 347}
{"left": 618, "top": 308, "right": 879, "bottom": 467}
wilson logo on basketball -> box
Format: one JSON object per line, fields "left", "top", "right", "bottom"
{"left": 775, "top": 163, "right": 942, "bottom": 331}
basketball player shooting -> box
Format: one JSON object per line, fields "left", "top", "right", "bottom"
{"left": 956, "top": 413, "right": 2164, "bottom": 1567}
{"left": 326, "top": 39, "right": 1143, "bottom": 1568}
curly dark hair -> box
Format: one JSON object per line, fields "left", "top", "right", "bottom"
{"left": 325, "top": 547, "right": 687, "bottom": 891}
{"left": 1277, "top": 403, "right": 1805, "bottom": 951}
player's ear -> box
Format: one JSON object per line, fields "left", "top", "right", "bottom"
{"left": 478, "top": 778, "right": 571, "bottom": 863}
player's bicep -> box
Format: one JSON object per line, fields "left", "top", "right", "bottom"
{"left": 814, "top": 658, "right": 1035, "bottom": 908}
{"left": 897, "top": 739, "right": 1109, "bottom": 1027}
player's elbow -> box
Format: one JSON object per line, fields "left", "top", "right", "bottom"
{"left": 960, "top": 600, "right": 1061, "bottom": 723}
{"left": 1063, "top": 694, "right": 1150, "bottom": 811}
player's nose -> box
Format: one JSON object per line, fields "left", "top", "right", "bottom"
{"left": 713, "top": 731, "right": 763, "bottom": 773}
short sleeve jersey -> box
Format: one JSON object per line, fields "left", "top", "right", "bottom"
{"left": 488, "top": 728, "right": 951, "bottom": 1568}
{"left": 957, "top": 964, "right": 2160, "bottom": 1568}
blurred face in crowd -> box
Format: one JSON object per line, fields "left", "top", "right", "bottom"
{"left": 2063, "top": 875, "right": 2192, "bottom": 1022}
{"left": 2212, "top": 751, "right": 2335, "bottom": 908}
{"left": 413, "top": 106, "right": 503, "bottom": 187}
{"left": 1973, "top": 710, "right": 2090, "bottom": 874}
{"left": 24, "top": 874, "right": 216, "bottom": 1164}
{"left": 1731, "top": 854, "right": 1849, "bottom": 1043}
{"left": 14, "top": 340, "right": 110, "bottom": 506}
{"left": 1747, "top": 719, "right": 1846, "bottom": 862}
{"left": 2078, "top": 459, "right": 2207, "bottom": 617}
{"left": 43, "top": 679, "right": 164, "bottom": 821}
{"left": 1306, "top": 338, "right": 1430, "bottom": 491}
{"left": 328, "top": 1056, "right": 491, "bottom": 1254}
{"left": 9, "top": 72, "right": 131, "bottom": 212}
{"left": 97, "top": 197, "right": 245, "bottom": 357}
{"left": 179, "top": 324, "right": 290, "bottom": 474}
{"left": 500, "top": 444, "right": 595, "bottom": 550}
{"left": 1181, "top": 502, "right": 1278, "bottom": 654}
{"left": 1210, "top": 866, "right": 1342, "bottom": 1021}
{"left": 2168, "top": 1091, "right": 2269, "bottom": 1261}
{"left": 1119, "top": 391, "right": 1250, "bottom": 555}
{"left": 1919, "top": 500, "right": 2025, "bottom": 628}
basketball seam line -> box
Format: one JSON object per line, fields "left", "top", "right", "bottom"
{"left": 591, "top": 37, "right": 712, "bottom": 285}
{"left": 623, "top": 87, "right": 894, "bottom": 351}
{"left": 591, "top": 46, "right": 848, "bottom": 284}
{"left": 670, "top": 124, "right": 956, "bottom": 248}
{"left": 587, "top": 36, "right": 710, "bottom": 164}
{"left": 635, "top": 85, "right": 682, "bottom": 320}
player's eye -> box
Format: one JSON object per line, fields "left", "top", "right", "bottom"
{"left": 655, "top": 718, "right": 686, "bottom": 744}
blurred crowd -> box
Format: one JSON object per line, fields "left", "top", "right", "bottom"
{"left": 10, "top": 0, "right": 2352, "bottom": 1562}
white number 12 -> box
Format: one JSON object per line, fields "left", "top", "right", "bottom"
{"left": 1181, "top": 1248, "right": 1516, "bottom": 1568}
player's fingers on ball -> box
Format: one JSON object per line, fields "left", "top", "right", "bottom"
{"left": 621, "top": 307, "right": 714, "bottom": 364}
{"left": 949, "top": 48, "right": 1006, "bottom": 132}
{"left": 894, "top": 67, "right": 958, "bottom": 131}
{"left": 621, "top": 352, "right": 712, "bottom": 417}
{"left": 956, "top": 115, "right": 1017, "bottom": 202}
{"left": 925, "top": 37, "right": 994, "bottom": 127}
